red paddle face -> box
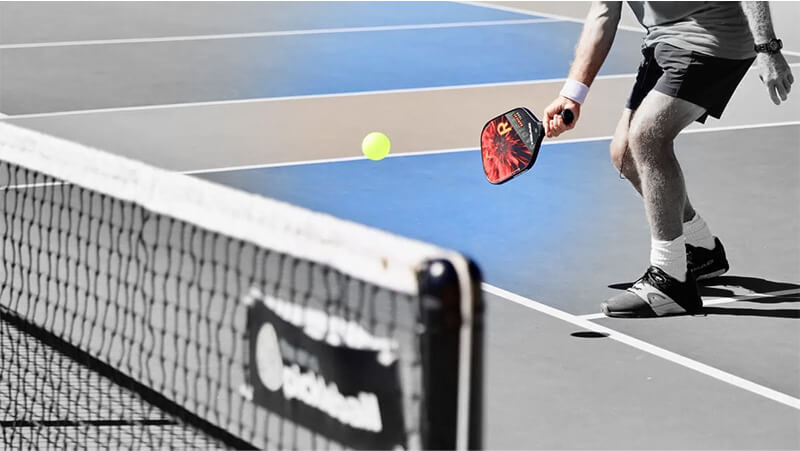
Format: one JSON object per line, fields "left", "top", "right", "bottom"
{"left": 480, "top": 108, "right": 544, "bottom": 184}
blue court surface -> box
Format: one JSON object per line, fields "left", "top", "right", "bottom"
{"left": 2, "top": 1, "right": 799, "bottom": 449}
{"left": 199, "top": 140, "right": 623, "bottom": 315}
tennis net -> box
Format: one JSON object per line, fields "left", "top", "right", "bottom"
{"left": 0, "top": 122, "right": 483, "bottom": 450}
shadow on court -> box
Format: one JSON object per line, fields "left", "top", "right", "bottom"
{"left": 701, "top": 304, "right": 799, "bottom": 319}
{"left": 701, "top": 275, "right": 800, "bottom": 291}
{"left": 610, "top": 275, "right": 799, "bottom": 294}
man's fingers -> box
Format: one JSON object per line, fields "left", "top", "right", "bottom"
{"left": 549, "top": 118, "right": 561, "bottom": 138}
{"left": 777, "top": 83, "right": 788, "bottom": 101}
{"left": 768, "top": 82, "right": 781, "bottom": 105}
{"left": 783, "top": 77, "right": 792, "bottom": 95}
{"left": 546, "top": 109, "right": 561, "bottom": 137}
{"left": 553, "top": 114, "right": 569, "bottom": 137}
{"left": 543, "top": 105, "right": 559, "bottom": 136}
{"left": 543, "top": 97, "right": 580, "bottom": 137}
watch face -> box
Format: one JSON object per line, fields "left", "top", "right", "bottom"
{"left": 770, "top": 41, "right": 779, "bottom": 51}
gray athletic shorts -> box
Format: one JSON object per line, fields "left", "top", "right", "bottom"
{"left": 626, "top": 42, "right": 755, "bottom": 123}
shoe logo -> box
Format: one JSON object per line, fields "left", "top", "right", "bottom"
{"left": 629, "top": 283, "right": 687, "bottom": 315}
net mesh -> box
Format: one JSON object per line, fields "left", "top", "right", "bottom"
{"left": 0, "top": 123, "right": 480, "bottom": 450}
{"left": 1, "top": 313, "right": 225, "bottom": 449}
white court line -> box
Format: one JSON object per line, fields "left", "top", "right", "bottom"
{"left": 183, "top": 147, "right": 479, "bottom": 175}
{"left": 578, "top": 287, "right": 800, "bottom": 321}
{"left": 183, "top": 120, "right": 800, "bottom": 175}
{"left": 482, "top": 283, "right": 800, "bottom": 411}
{"left": 0, "top": 18, "right": 559, "bottom": 50}
{"left": 681, "top": 120, "right": 800, "bottom": 135}
{"left": 3, "top": 61, "right": 798, "bottom": 121}
{"left": 0, "top": 73, "right": 640, "bottom": 120}
{"left": 462, "top": 1, "right": 647, "bottom": 33}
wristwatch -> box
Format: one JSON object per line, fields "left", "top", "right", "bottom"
{"left": 754, "top": 38, "right": 783, "bottom": 54}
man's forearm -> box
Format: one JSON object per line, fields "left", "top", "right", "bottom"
{"left": 567, "top": 2, "right": 622, "bottom": 87}
{"left": 741, "top": 1, "right": 776, "bottom": 43}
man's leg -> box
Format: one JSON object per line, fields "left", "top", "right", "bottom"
{"left": 610, "top": 107, "right": 727, "bottom": 281}
{"left": 628, "top": 90, "right": 705, "bottom": 241}
{"left": 601, "top": 91, "right": 705, "bottom": 317}
{"left": 627, "top": 91, "right": 703, "bottom": 242}
{"left": 609, "top": 108, "right": 696, "bottom": 223}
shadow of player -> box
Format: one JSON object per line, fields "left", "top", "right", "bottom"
{"left": 696, "top": 275, "right": 800, "bottom": 298}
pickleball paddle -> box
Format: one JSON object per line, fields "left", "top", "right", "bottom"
{"left": 480, "top": 108, "right": 573, "bottom": 184}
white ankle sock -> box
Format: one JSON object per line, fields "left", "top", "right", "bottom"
{"left": 683, "top": 213, "right": 715, "bottom": 250}
{"left": 650, "top": 236, "right": 687, "bottom": 282}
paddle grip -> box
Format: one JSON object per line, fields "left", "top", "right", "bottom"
{"left": 560, "top": 109, "right": 574, "bottom": 125}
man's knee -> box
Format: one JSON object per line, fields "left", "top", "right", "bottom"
{"left": 628, "top": 91, "right": 705, "bottom": 158}
{"left": 610, "top": 109, "right": 634, "bottom": 171}
{"left": 628, "top": 116, "right": 655, "bottom": 153}
{"left": 628, "top": 110, "right": 675, "bottom": 162}
{"left": 609, "top": 137, "right": 628, "bottom": 171}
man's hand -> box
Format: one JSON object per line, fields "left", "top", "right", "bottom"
{"left": 543, "top": 97, "right": 581, "bottom": 138}
{"left": 741, "top": 2, "right": 794, "bottom": 105}
{"left": 756, "top": 52, "right": 794, "bottom": 105}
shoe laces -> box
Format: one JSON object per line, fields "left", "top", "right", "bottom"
{"left": 632, "top": 267, "right": 666, "bottom": 291}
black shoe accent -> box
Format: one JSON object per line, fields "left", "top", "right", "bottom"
{"left": 686, "top": 237, "right": 729, "bottom": 281}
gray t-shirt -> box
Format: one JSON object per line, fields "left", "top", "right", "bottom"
{"left": 627, "top": 1, "right": 755, "bottom": 60}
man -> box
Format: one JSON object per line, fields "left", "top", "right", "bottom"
{"left": 543, "top": 2, "right": 794, "bottom": 317}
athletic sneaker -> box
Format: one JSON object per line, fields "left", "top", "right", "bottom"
{"left": 601, "top": 266, "right": 702, "bottom": 318}
{"left": 686, "top": 237, "right": 729, "bottom": 281}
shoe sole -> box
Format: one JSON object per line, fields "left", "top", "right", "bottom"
{"left": 600, "top": 302, "right": 656, "bottom": 318}
{"left": 601, "top": 302, "right": 701, "bottom": 318}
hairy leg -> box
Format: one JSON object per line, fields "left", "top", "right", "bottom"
{"left": 610, "top": 108, "right": 697, "bottom": 222}
{"left": 626, "top": 92, "right": 706, "bottom": 241}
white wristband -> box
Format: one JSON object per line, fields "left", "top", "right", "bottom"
{"left": 559, "top": 79, "right": 590, "bottom": 105}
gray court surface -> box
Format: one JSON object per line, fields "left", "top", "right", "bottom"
{"left": 484, "top": 292, "right": 800, "bottom": 450}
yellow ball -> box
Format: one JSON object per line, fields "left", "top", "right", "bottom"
{"left": 362, "top": 132, "right": 391, "bottom": 161}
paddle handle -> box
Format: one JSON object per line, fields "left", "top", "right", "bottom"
{"left": 560, "top": 109, "right": 574, "bottom": 125}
